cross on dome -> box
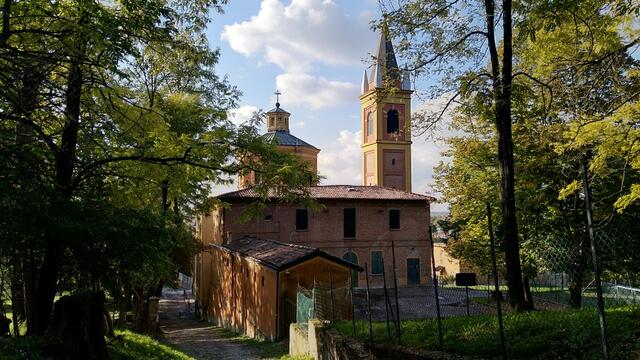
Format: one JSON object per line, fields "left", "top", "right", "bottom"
{"left": 274, "top": 90, "right": 281, "bottom": 107}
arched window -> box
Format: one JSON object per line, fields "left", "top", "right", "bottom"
{"left": 386, "top": 109, "right": 399, "bottom": 134}
{"left": 366, "top": 112, "right": 374, "bottom": 138}
{"left": 342, "top": 252, "right": 359, "bottom": 287}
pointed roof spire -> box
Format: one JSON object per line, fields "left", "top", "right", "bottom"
{"left": 375, "top": 24, "right": 399, "bottom": 72}
{"left": 402, "top": 70, "right": 411, "bottom": 90}
{"left": 372, "top": 62, "right": 382, "bottom": 88}
{"left": 361, "top": 69, "right": 369, "bottom": 94}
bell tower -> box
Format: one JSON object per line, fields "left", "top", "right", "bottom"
{"left": 360, "top": 31, "right": 413, "bottom": 192}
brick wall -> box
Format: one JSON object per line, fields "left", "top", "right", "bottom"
{"left": 219, "top": 199, "right": 432, "bottom": 288}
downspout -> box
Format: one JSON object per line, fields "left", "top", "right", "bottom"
{"left": 275, "top": 270, "right": 280, "bottom": 340}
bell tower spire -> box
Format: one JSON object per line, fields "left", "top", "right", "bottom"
{"left": 360, "top": 31, "right": 413, "bottom": 192}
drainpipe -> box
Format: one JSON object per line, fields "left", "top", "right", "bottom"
{"left": 275, "top": 270, "right": 280, "bottom": 340}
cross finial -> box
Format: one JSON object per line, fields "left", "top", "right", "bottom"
{"left": 274, "top": 90, "right": 281, "bottom": 107}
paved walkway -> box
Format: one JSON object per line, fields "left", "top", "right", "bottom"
{"left": 159, "top": 289, "right": 261, "bottom": 360}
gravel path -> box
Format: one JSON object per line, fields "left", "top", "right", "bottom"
{"left": 159, "top": 289, "right": 261, "bottom": 360}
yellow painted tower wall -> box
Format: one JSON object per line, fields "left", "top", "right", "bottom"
{"left": 360, "top": 87, "right": 413, "bottom": 192}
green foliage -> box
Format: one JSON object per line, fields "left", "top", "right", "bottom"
{"left": 109, "top": 329, "right": 193, "bottom": 360}
{"left": 0, "top": 0, "right": 318, "bottom": 334}
{"left": 0, "top": 329, "right": 195, "bottom": 360}
{"left": 334, "top": 306, "right": 640, "bottom": 359}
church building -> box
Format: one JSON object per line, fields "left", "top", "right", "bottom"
{"left": 192, "top": 31, "right": 434, "bottom": 340}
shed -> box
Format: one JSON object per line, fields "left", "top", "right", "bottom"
{"left": 206, "top": 236, "right": 361, "bottom": 340}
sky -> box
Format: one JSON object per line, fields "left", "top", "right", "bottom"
{"left": 206, "top": 0, "right": 450, "bottom": 212}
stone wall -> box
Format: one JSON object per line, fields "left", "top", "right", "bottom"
{"left": 289, "top": 319, "right": 368, "bottom": 360}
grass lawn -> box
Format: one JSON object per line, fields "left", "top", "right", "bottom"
{"left": 0, "top": 328, "right": 194, "bottom": 360}
{"left": 334, "top": 306, "right": 640, "bottom": 359}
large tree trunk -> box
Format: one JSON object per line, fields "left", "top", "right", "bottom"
{"left": 498, "top": 0, "right": 527, "bottom": 312}
{"left": 484, "top": 0, "right": 528, "bottom": 311}
{"left": 31, "top": 53, "right": 84, "bottom": 334}
{"left": 47, "top": 292, "right": 110, "bottom": 360}
{"left": 569, "top": 235, "right": 588, "bottom": 308}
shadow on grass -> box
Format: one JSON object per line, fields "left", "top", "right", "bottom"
{"left": 108, "top": 329, "right": 194, "bottom": 360}
{"left": 334, "top": 306, "right": 640, "bottom": 359}
{"left": 215, "top": 327, "right": 289, "bottom": 359}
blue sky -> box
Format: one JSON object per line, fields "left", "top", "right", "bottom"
{"left": 206, "top": 0, "right": 449, "bottom": 211}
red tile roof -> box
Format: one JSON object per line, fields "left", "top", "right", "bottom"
{"left": 213, "top": 236, "right": 362, "bottom": 271}
{"left": 218, "top": 185, "right": 434, "bottom": 202}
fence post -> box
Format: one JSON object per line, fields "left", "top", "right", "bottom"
{"left": 329, "top": 271, "right": 335, "bottom": 322}
{"left": 365, "top": 262, "right": 373, "bottom": 348}
{"left": 350, "top": 270, "right": 356, "bottom": 338}
{"left": 582, "top": 155, "right": 610, "bottom": 360}
{"left": 487, "top": 203, "right": 507, "bottom": 360}
{"left": 428, "top": 225, "right": 444, "bottom": 349}
{"left": 391, "top": 240, "right": 402, "bottom": 345}
{"left": 381, "top": 256, "right": 392, "bottom": 341}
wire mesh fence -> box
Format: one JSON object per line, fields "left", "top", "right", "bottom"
{"left": 335, "top": 221, "right": 640, "bottom": 360}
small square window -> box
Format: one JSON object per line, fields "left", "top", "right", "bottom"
{"left": 264, "top": 214, "right": 273, "bottom": 222}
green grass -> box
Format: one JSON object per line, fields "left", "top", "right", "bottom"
{"left": 216, "top": 328, "right": 290, "bottom": 359}
{"left": 0, "top": 336, "right": 56, "bottom": 360}
{"left": 109, "top": 329, "right": 193, "bottom": 360}
{"left": 334, "top": 306, "right": 640, "bottom": 359}
{"left": 279, "top": 355, "right": 313, "bottom": 360}
{"left": 2, "top": 302, "right": 27, "bottom": 336}
{"left": 0, "top": 328, "right": 194, "bottom": 360}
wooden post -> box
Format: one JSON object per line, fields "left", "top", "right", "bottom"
{"left": 365, "top": 262, "right": 373, "bottom": 348}
{"left": 381, "top": 256, "right": 392, "bottom": 341}
{"left": 391, "top": 241, "right": 401, "bottom": 345}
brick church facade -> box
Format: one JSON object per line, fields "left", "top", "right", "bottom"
{"left": 193, "top": 31, "right": 435, "bottom": 338}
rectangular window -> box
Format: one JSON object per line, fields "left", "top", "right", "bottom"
{"left": 296, "top": 209, "right": 308, "bottom": 231}
{"left": 343, "top": 208, "right": 356, "bottom": 238}
{"left": 371, "top": 251, "right": 383, "bottom": 275}
{"left": 389, "top": 209, "right": 400, "bottom": 230}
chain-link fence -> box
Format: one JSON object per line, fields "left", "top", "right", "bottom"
{"left": 340, "top": 219, "right": 639, "bottom": 359}
{"left": 291, "top": 278, "right": 355, "bottom": 330}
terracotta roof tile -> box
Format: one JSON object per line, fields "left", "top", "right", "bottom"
{"left": 214, "top": 236, "right": 361, "bottom": 271}
{"left": 218, "top": 185, "right": 434, "bottom": 202}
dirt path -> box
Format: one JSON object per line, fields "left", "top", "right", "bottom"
{"left": 159, "top": 289, "right": 262, "bottom": 360}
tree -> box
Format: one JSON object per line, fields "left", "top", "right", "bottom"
{"left": 434, "top": 0, "right": 640, "bottom": 308}
{"left": 379, "top": 0, "right": 530, "bottom": 310}
{"left": 379, "top": 0, "right": 640, "bottom": 311}
{"left": 1, "top": 0, "right": 317, "bottom": 336}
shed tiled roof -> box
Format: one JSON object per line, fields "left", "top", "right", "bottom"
{"left": 214, "top": 236, "right": 362, "bottom": 271}
{"left": 261, "top": 130, "right": 318, "bottom": 150}
{"left": 218, "top": 185, "right": 434, "bottom": 202}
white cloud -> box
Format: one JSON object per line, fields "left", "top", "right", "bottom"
{"left": 228, "top": 105, "right": 260, "bottom": 126}
{"left": 276, "top": 73, "right": 358, "bottom": 109}
{"left": 411, "top": 94, "right": 458, "bottom": 211}
{"left": 318, "top": 130, "right": 362, "bottom": 185}
{"left": 221, "top": 0, "right": 375, "bottom": 72}
{"left": 221, "top": 0, "right": 373, "bottom": 110}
